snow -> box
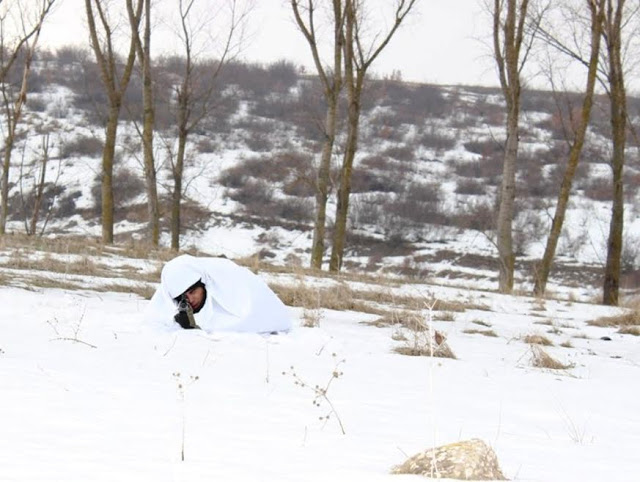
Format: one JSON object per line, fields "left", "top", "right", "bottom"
{"left": 2, "top": 274, "right": 639, "bottom": 482}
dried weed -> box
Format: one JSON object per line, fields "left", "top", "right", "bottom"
{"left": 530, "top": 345, "right": 572, "bottom": 370}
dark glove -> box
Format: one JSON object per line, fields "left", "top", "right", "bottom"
{"left": 174, "top": 297, "right": 199, "bottom": 329}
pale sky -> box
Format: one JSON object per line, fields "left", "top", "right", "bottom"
{"left": 40, "top": 0, "right": 500, "bottom": 88}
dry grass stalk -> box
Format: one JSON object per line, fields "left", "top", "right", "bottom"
{"left": 588, "top": 311, "right": 640, "bottom": 327}
{"left": 0, "top": 233, "right": 182, "bottom": 261}
{"left": 618, "top": 326, "right": 640, "bottom": 336}
{"left": 301, "top": 288, "right": 324, "bottom": 328}
{"left": 472, "top": 319, "right": 492, "bottom": 327}
{"left": 393, "top": 314, "right": 456, "bottom": 358}
{"left": 530, "top": 345, "right": 572, "bottom": 370}
{"left": 533, "top": 319, "right": 554, "bottom": 326}
{"left": 434, "top": 311, "right": 455, "bottom": 322}
{"left": 463, "top": 328, "right": 498, "bottom": 337}
{"left": 367, "top": 310, "right": 422, "bottom": 327}
{"left": 523, "top": 334, "right": 554, "bottom": 346}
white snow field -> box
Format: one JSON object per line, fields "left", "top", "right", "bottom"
{"left": 1, "top": 268, "right": 639, "bottom": 482}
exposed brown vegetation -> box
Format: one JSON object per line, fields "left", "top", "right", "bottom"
{"left": 588, "top": 311, "right": 640, "bottom": 327}
{"left": 523, "top": 334, "right": 554, "bottom": 346}
{"left": 618, "top": 326, "right": 640, "bottom": 336}
{"left": 530, "top": 345, "right": 572, "bottom": 370}
{"left": 463, "top": 328, "right": 498, "bottom": 337}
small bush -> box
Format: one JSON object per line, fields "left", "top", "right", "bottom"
{"left": 382, "top": 145, "right": 415, "bottom": 162}
{"left": 394, "top": 325, "right": 456, "bottom": 359}
{"left": 463, "top": 139, "right": 503, "bottom": 157}
{"left": 530, "top": 345, "right": 572, "bottom": 370}
{"left": 91, "top": 168, "right": 145, "bottom": 217}
{"left": 360, "top": 154, "right": 393, "bottom": 171}
{"left": 619, "top": 326, "right": 640, "bottom": 336}
{"left": 245, "top": 132, "right": 273, "bottom": 152}
{"left": 228, "top": 179, "right": 274, "bottom": 212}
{"left": 523, "top": 334, "right": 554, "bottom": 346}
{"left": 196, "top": 138, "right": 218, "bottom": 154}
{"left": 351, "top": 169, "right": 404, "bottom": 193}
{"left": 582, "top": 177, "right": 612, "bottom": 201}
{"left": 60, "top": 135, "right": 103, "bottom": 158}
{"left": 463, "top": 328, "right": 498, "bottom": 337}
{"left": 455, "top": 178, "right": 486, "bottom": 195}
{"left": 588, "top": 311, "right": 640, "bottom": 327}
{"left": 452, "top": 158, "right": 502, "bottom": 182}
{"left": 419, "top": 130, "right": 456, "bottom": 152}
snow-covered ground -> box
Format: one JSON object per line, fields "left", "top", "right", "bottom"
{"left": 1, "top": 272, "right": 639, "bottom": 481}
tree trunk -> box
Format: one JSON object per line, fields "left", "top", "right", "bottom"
{"left": 291, "top": 1, "right": 345, "bottom": 269}
{"left": 0, "top": 135, "right": 14, "bottom": 235}
{"left": 602, "top": 0, "right": 626, "bottom": 306}
{"left": 171, "top": 131, "right": 187, "bottom": 251}
{"left": 101, "top": 106, "right": 120, "bottom": 244}
{"left": 310, "top": 97, "right": 339, "bottom": 268}
{"left": 0, "top": 32, "right": 40, "bottom": 234}
{"left": 30, "top": 136, "right": 50, "bottom": 235}
{"left": 496, "top": 103, "right": 518, "bottom": 293}
{"left": 140, "top": 0, "right": 160, "bottom": 246}
{"left": 603, "top": 79, "right": 626, "bottom": 306}
{"left": 329, "top": 93, "right": 360, "bottom": 271}
{"left": 87, "top": 0, "right": 142, "bottom": 244}
{"left": 534, "top": 0, "right": 603, "bottom": 296}
{"left": 492, "top": 0, "right": 534, "bottom": 294}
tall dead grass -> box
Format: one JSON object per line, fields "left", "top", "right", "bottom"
{"left": 588, "top": 311, "right": 640, "bottom": 327}
{"left": 530, "top": 345, "right": 572, "bottom": 370}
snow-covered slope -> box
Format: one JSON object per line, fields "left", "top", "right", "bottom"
{"left": 1, "top": 265, "right": 639, "bottom": 481}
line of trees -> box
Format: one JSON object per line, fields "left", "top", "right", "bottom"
{"left": 489, "top": 0, "right": 638, "bottom": 305}
{"left": 0, "top": 0, "right": 638, "bottom": 306}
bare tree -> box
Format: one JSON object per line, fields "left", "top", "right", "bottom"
{"left": 0, "top": 0, "right": 57, "bottom": 235}
{"left": 85, "top": 0, "right": 143, "bottom": 244}
{"left": 329, "top": 0, "right": 418, "bottom": 272}
{"left": 533, "top": 0, "right": 606, "bottom": 296}
{"left": 17, "top": 133, "right": 62, "bottom": 236}
{"left": 601, "top": 0, "right": 635, "bottom": 305}
{"left": 162, "top": 0, "right": 250, "bottom": 251}
{"left": 127, "top": 0, "right": 160, "bottom": 245}
{"left": 291, "top": 0, "right": 346, "bottom": 269}
{"left": 491, "top": 0, "right": 547, "bottom": 293}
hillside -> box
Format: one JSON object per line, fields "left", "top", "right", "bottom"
{"left": 4, "top": 48, "right": 640, "bottom": 297}
{"left": 2, "top": 49, "right": 640, "bottom": 480}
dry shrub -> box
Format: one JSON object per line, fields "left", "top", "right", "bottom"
{"left": 455, "top": 178, "right": 486, "bottom": 195}
{"left": 523, "top": 334, "right": 554, "bottom": 346}
{"left": 533, "top": 318, "right": 553, "bottom": 325}
{"left": 394, "top": 327, "right": 456, "bottom": 358}
{"left": 301, "top": 307, "right": 323, "bottom": 327}
{"left": 588, "top": 311, "right": 640, "bottom": 327}
{"left": 60, "top": 135, "right": 103, "bottom": 158}
{"left": 619, "top": 326, "right": 640, "bottom": 336}
{"left": 269, "top": 282, "right": 386, "bottom": 316}
{"left": 368, "top": 310, "right": 422, "bottom": 327}
{"left": 434, "top": 311, "right": 456, "bottom": 321}
{"left": 530, "top": 345, "right": 572, "bottom": 370}
{"left": 463, "top": 328, "right": 498, "bottom": 337}
{"left": 560, "top": 340, "right": 574, "bottom": 348}
{"left": 97, "top": 283, "right": 157, "bottom": 299}
{"left": 472, "top": 319, "right": 492, "bottom": 327}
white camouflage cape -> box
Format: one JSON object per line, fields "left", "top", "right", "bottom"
{"left": 146, "top": 255, "right": 292, "bottom": 333}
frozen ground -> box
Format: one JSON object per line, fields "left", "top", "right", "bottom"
{"left": 1, "top": 272, "right": 639, "bottom": 481}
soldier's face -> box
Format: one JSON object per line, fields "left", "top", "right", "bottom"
{"left": 184, "top": 285, "right": 205, "bottom": 312}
